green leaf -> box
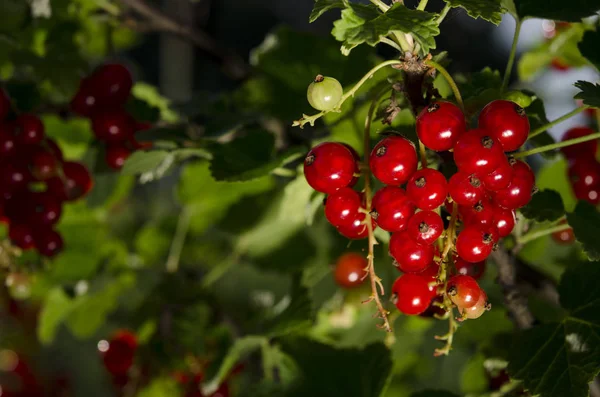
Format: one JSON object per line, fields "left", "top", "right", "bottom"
{"left": 309, "top": 0, "right": 345, "bottom": 23}
{"left": 512, "top": 0, "right": 600, "bottom": 21}
{"left": 137, "top": 378, "right": 181, "bottom": 397}
{"left": 508, "top": 263, "right": 600, "bottom": 397}
{"left": 411, "top": 391, "right": 460, "bottom": 397}
{"left": 578, "top": 28, "right": 600, "bottom": 72}
{"left": 574, "top": 80, "right": 600, "bottom": 109}
{"left": 266, "top": 284, "right": 312, "bottom": 337}
{"left": 332, "top": 3, "right": 440, "bottom": 55}
{"left": 443, "top": 0, "right": 505, "bottom": 24}
{"left": 122, "top": 150, "right": 173, "bottom": 176}
{"left": 4, "top": 81, "right": 41, "bottom": 112}
{"left": 38, "top": 288, "right": 73, "bottom": 344}
{"left": 281, "top": 338, "right": 392, "bottom": 397}
{"left": 124, "top": 97, "right": 161, "bottom": 123}
{"left": 132, "top": 83, "right": 179, "bottom": 123}
{"left": 566, "top": 201, "right": 600, "bottom": 261}
{"left": 520, "top": 189, "right": 565, "bottom": 222}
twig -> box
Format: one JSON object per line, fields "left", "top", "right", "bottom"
{"left": 516, "top": 131, "right": 600, "bottom": 158}
{"left": 118, "top": 0, "right": 248, "bottom": 80}
{"left": 166, "top": 206, "right": 192, "bottom": 273}
{"left": 528, "top": 106, "right": 588, "bottom": 139}
{"left": 491, "top": 246, "right": 535, "bottom": 329}
{"left": 517, "top": 223, "right": 571, "bottom": 245}
{"left": 501, "top": 19, "right": 522, "bottom": 93}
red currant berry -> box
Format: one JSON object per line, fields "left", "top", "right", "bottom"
{"left": 101, "top": 330, "right": 138, "bottom": 375}
{"left": 453, "top": 129, "right": 505, "bottom": 175}
{"left": 460, "top": 199, "right": 495, "bottom": 228}
{"left": 334, "top": 252, "right": 367, "bottom": 289}
{"left": 448, "top": 172, "right": 484, "bottom": 206}
{"left": 47, "top": 161, "right": 93, "bottom": 201}
{"left": 370, "top": 135, "right": 417, "bottom": 185}
{"left": 105, "top": 144, "right": 132, "bottom": 170}
{"left": 482, "top": 157, "right": 514, "bottom": 191}
{"left": 447, "top": 274, "right": 481, "bottom": 309}
{"left": 461, "top": 290, "right": 490, "bottom": 320}
{"left": 70, "top": 77, "right": 101, "bottom": 117}
{"left": 493, "top": 174, "right": 534, "bottom": 209}
{"left": 336, "top": 213, "right": 374, "bottom": 240}
{"left": 493, "top": 207, "right": 516, "bottom": 237}
{"left": 478, "top": 100, "right": 530, "bottom": 152}
{"left": 0, "top": 123, "right": 17, "bottom": 158}
{"left": 416, "top": 101, "right": 466, "bottom": 151}
{"left": 29, "top": 192, "right": 62, "bottom": 226}
{"left": 455, "top": 256, "right": 486, "bottom": 280}
{"left": 304, "top": 142, "right": 357, "bottom": 194}
{"left": 560, "top": 126, "right": 597, "bottom": 159}
{"left": 15, "top": 114, "right": 45, "bottom": 145}
{"left": 406, "top": 168, "right": 448, "bottom": 210}
{"left": 0, "top": 88, "right": 11, "bottom": 121}
{"left": 92, "top": 64, "right": 134, "bottom": 107}
{"left": 390, "top": 231, "right": 435, "bottom": 273}
{"left": 92, "top": 109, "right": 135, "bottom": 142}
{"left": 324, "top": 188, "right": 362, "bottom": 228}
{"left": 568, "top": 159, "right": 600, "bottom": 188}
{"left": 551, "top": 220, "right": 575, "bottom": 245}
{"left": 35, "top": 229, "right": 64, "bottom": 257}
{"left": 370, "top": 186, "right": 415, "bottom": 232}
{"left": 406, "top": 210, "right": 443, "bottom": 245}
{"left": 9, "top": 224, "right": 35, "bottom": 250}
{"left": 1, "top": 163, "right": 31, "bottom": 192}
{"left": 510, "top": 159, "right": 535, "bottom": 186}
{"left": 29, "top": 148, "right": 59, "bottom": 180}
{"left": 46, "top": 139, "right": 64, "bottom": 162}
{"left": 392, "top": 273, "right": 436, "bottom": 315}
{"left": 572, "top": 182, "right": 600, "bottom": 205}
{"left": 456, "top": 225, "right": 495, "bottom": 263}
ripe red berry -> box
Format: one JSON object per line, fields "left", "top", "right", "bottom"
{"left": 325, "top": 188, "right": 362, "bottom": 228}
{"left": 447, "top": 274, "right": 481, "bottom": 309}
{"left": 572, "top": 182, "right": 600, "bottom": 205}
{"left": 510, "top": 159, "right": 535, "bottom": 186}
{"left": 46, "top": 139, "right": 64, "bottom": 162}
{"left": 392, "top": 273, "right": 437, "bottom": 315}
{"left": 9, "top": 224, "right": 35, "bottom": 250}
{"left": 453, "top": 129, "right": 505, "bottom": 175}
{"left": 448, "top": 172, "right": 484, "bottom": 206}
{"left": 370, "top": 186, "right": 415, "bottom": 232}
{"left": 460, "top": 199, "right": 495, "bottom": 228}
{"left": 92, "top": 64, "right": 133, "bottom": 107}
{"left": 304, "top": 142, "right": 357, "bottom": 194}
{"left": 71, "top": 77, "right": 101, "bottom": 117}
{"left": 560, "top": 126, "right": 597, "bottom": 159}
{"left": 551, "top": 220, "right": 575, "bottom": 245}
{"left": 336, "top": 213, "right": 374, "bottom": 240}
{"left": 493, "top": 207, "right": 516, "bottom": 237}
{"left": 47, "top": 161, "right": 93, "bottom": 201}
{"left": 29, "top": 148, "right": 59, "bottom": 180}
{"left": 416, "top": 101, "right": 466, "bottom": 151}
{"left": 0, "top": 88, "right": 11, "bottom": 121}
{"left": 28, "top": 192, "right": 62, "bottom": 226}
{"left": 0, "top": 123, "right": 17, "bottom": 158}
{"left": 481, "top": 157, "right": 513, "bottom": 191}
{"left": 568, "top": 159, "right": 600, "bottom": 188}
{"left": 342, "top": 143, "right": 361, "bottom": 185}
{"left": 493, "top": 174, "right": 534, "bottom": 209}
{"left": 406, "top": 210, "right": 443, "bottom": 245}
{"left": 105, "top": 144, "right": 132, "bottom": 170}
{"left": 101, "top": 330, "right": 138, "bottom": 375}
{"left": 455, "top": 256, "right": 486, "bottom": 280}
{"left": 478, "top": 100, "right": 530, "bottom": 152}
{"left": 92, "top": 109, "right": 135, "bottom": 142}
{"left": 15, "top": 114, "right": 45, "bottom": 145}
{"left": 334, "top": 252, "right": 367, "bottom": 289}
{"left": 406, "top": 168, "right": 448, "bottom": 210}
{"left": 390, "top": 231, "right": 435, "bottom": 273}
{"left": 461, "top": 290, "right": 490, "bottom": 320}
{"left": 1, "top": 163, "right": 31, "bottom": 192}
{"left": 456, "top": 225, "right": 495, "bottom": 263}
{"left": 35, "top": 229, "right": 64, "bottom": 257}
{"left": 369, "top": 135, "right": 417, "bottom": 185}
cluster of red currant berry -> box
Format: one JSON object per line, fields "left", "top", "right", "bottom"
{"left": 304, "top": 98, "right": 534, "bottom": 319}
{"left": 71, "top": 64, "right": 151, "bottom": 170}
{"left": 0, "top": 89, "right": 93, "bottom": 257}
{"left": 561, "top": 126, "right": 600, "bottom": 205}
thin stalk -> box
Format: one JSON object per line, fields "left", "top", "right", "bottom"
{"left": 436, "top": 3, "right": 451, "bottom": 24}
{"left": 293, "top": 60, "right": 403, "bottom": 128}
{"left": 417, "top": 0, "right": 429, "bottom": 11}
{"left": 517, "top": 223, "right": 571, "bottom": 245}
{"left": 380, "top": 36, "right": 403, "bottom": 52}
{"left": 501, "top": 19, "right": 522, "bottom": 93}
{"left": 370, "top": 0, "right": 390, "bottom": 11}
{"left": 516, "top": 131, "right": 600, "bottom": 158}
{"left": 363, "top": 91, "right": 392, "bottom": 333}
{"left": 394, "top": 32, "right": 412, "bottom": 53}
{"left": 425, "top": 59, "right": 464, "bottom": 111}
{"left": 418, "top": 140, "right": 427, "bottom": 169}
{"left": 166, "top": 207, "right": 192, "bottom": 273}
{"left": 528, "top": 106, "right": 588, "bottom": 139}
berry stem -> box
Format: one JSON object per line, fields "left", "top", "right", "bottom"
{"left": 501, "top": 18, "right": 522, "bottom": 93}
{"left": 424, "top": 60, "right": 464, "bottom": 112}
{"left": 436, "top": 3, "right": 451, "bottom": 24}
{"left": 528, "top": 106, "right": 588, "bottom": 139}
{"left": 515, "top": 131, "right": 600, "bottom": 158}
{"left": 517, "top": 223, "right": 571, "bottom": 245}
{"left": 418, "top": 140, "right": 427, "bottom": 169}
{"left": 293, "top": 60, "right": 402, "bottom": 128}
{"left": 363, "top": 89, "right": 392, "bottom": 333}
{"left": 166, "top": 206, "right": 192, "bottom": 273}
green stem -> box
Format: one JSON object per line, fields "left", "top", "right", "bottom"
{"left": 380, "top": 37, "right": 403, "bottom": 52}
{"left": 517, "top": 223, "right": 571, "bottom": 245}
{"left": 501, "top": 19, "right": 522, "bottom": 93}
{"left": 370, "top": 0, "right": 390, "bottom": 11}
{"left": 95, "top": 0, "right": 121, "bottom": 16}
{"left": 515, "top": 131, "right": 600, "bottom": 158}
{"left": 528, "top": 106, "right": 588, "bottom": 139}
{"left": 417, "top": 0, "right": 429, "bottom": 11}
{"left": 166, "top": 207, "right": 192, "bottom": 273}
{"left": 293, "top": 60, "right": 402, "bottom": 128}
{"left": 425, "top": 60, "right": 464, "bottom": 111}
{"left": 394, "top": 32, "right": 412, "bottom": 53}
{"left": 436, "top": 3, "right": 451, "bottom": 24}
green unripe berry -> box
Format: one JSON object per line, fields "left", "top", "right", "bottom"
{"left": 307, "top": 75, "right": 343, "bottom": 111}
{"left": 502, "top": 90, "right": 533, "bottom": 108}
